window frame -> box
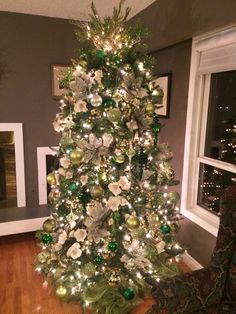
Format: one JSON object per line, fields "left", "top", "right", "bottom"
{"left": 181, "top": 25, "right": 236, "bottom": 236}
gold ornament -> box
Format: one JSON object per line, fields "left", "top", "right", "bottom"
{"left": 98, "top": 171, "right": 108, "bottom": 185}
{"left": 37, "top": 252, "right": 49, "bottom": 263}
{"left": 47, "top": 172, "right": 56, "bottom": 186}
{"left": 55, "top": 285, "right": 68, "bottom": 298}
{"left": 126, "top": 216, "right": 140, "bottom": 230}
{"left": 70, "top": 149, "right": 84, "bottom": 165}
{"left": 90, "top": 185, "right": 103, "bottom": 199}
{"left": 43, "top": 218, "right": 57, "bottom": 233}
{"left": 107, "top": 108, "right": 121, "bottom": 123}
{"left": 108, "top": 270, "right": 121, "bottom": 287}
{"left": 145, "top": 103, "right": 155, "bottom": 114}
{"left": 114, "top": 154, "right": 125, "bottom": 163}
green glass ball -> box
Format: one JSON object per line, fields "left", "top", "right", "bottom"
{"left": 107, "top": 108, "right": 121, "bottom": 123}
{"left": 126, "top": 216, "right": 140, "bottom": 230}
{"left": 103, "top": 97, "right": 115, "bottom": 108}
{"left": 94, "top": 254, "right": 104, "bottom": 265}
{"left": 43, "top": 218, "right": 57, "bottom": 233}
{"left": 68, "top": 182, "right": 77, "bottom": 192}
{"left": 90, "top": 185, "right": 103, "bottom": 199}
{"left": 123, "top": 287, "right": 135, "bottom": 300}
{"left": 42, "top": 233, "right": 53, "bottom": 244}
{"left": 108, "top": 241, "right": 118, "bottom": 252}
{"left": 55, "top": 285, "right": 68, "bottom": 298}
{"left": 160, "top": 224, "right": 171, "bottom": 234}
{"left": 96, "top": 50, "right": 106, "bottom": 60}
{"left": 70, "top": 149, "right": 84, "bottom": 165}
{"left": 65, "top": 144, "right": 74, "bottom": 154}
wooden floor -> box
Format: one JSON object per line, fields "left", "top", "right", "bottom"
{"left": 0, "top": 232, "right": 191, "bottom": 314}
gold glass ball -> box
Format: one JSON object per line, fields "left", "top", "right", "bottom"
{"left": 55, "top": 285, "right": 68, "bottom": 299}
{"left": 43, "top": 218, "right": 57, "bottom": 233}
{"left": 47, "top": 172, "right": 56, "bottom": 186}
{"left": 90, "top": 94, "right": 103, "bottom": 107}
{"left": 115, "top": 154, "right": 125, "bottom": 163}
{"left": 107, "top": 108, "right": 121, "bottom": 123}
{"left": 90, "top": 185, "right": 103, "bottom": 199}
{"left": 126, "top": 216, "right": 140, "bottom": 230}
{"left": 145, "top": 103, "right": 155, "bottom": 114}
{"left": 98, "top": 171, "right": 108, "bottom": 184}
{"left": 70, "top": 149, "right": 84, "bottom": 165}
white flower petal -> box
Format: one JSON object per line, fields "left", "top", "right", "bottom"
{"left": 67, "top": 243, "right": 82, "bottom": 259}
{"left": 108, "top": 182, "right": 122, "bottom": 196}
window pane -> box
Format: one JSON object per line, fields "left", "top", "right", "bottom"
{"left": 0, "top": 131, "right": 17, "bottom": 209}
{"left": 197, "top": 163, "right": 236, "bottom": 215}
{"left": 204, "top": 70, "right": 236, "bottom": 164}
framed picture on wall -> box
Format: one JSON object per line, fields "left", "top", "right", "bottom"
{"left": 51, "top": 64, "right": 72, "bottom": 98}
{"left": 152, "top": 73, "right": 171, "bottom": 118}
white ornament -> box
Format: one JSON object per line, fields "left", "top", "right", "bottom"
{"left": 74, "top": 100, "right": 88, "bottom": 113}
{"left": 102, "top": 133, "right": 113, "bottom": 147}
{"left": 59, "top": 156, "right": 70, "bottom": 169}
{"left": 74, "top": 228, "right": 87, "bottom": 242}
{"left": 108, "top": 182, "right": 122, "bottom": 196}
{"left": 67, "top": 243, "right": 82, "bottom": 259}
{"left": 90, "top": 94, "right": 102, "bottom": 107}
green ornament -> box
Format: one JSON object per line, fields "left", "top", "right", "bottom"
{"left": 43, "top": 218, "right": 57, "bottom": 233}
{"left": 94, "top": 254, "right": 104, "bottom": 265}
{"left": 65, "top": 144, "right": 74, "bottom": 154}
{"left": 160, "top": 224, "right": 171, "bottom": 234}
{"left": 42, "top": 233, "right": 53, "bottom": 244}
{"left": 151, "top": 115, "right": 161, "bottom": 144}
{"left": 123, "top": 287, "right": 135, "bottom": 300}
{"left": 96, "top": 50, "right": 107, "bottom": 60}
{"left": 108, "top": 241, "right": 118, "bottom": 252}
{"left": 68, "top": 182, "right": 77, "bottom": 191}
{"left": 107, "top": 108, "right": 121, "bottom": 123}
{"left": 103, "top": 97, "right": 115, "bottom": 108}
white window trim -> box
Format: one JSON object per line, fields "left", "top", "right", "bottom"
{"left": 37, "top": 146, "right": 58, "bottom": 205}
{"left": 0, "top": 123, "right": 26, "bottom": 207}
{"left": 181, "top": 25, "right": 236, "bottom": 236}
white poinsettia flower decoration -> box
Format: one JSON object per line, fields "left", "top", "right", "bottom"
{"left": 74, "top": 100, "right": 88, "bottom": 113}
{"left": 59, "top": 156, "right": 70, "bottom": 169}
{"left": 118, "top": 176, "right": 131, "bottom": 191}
{"left": 52, "top": 243, "right": 62, "bottom": 252}
{"left": 107, "top": 196, "right": 121, "bottom": 211}
{"left": 58, "top": 230, "right": 67, "bottom": 244}
{"left": 87, "top": 201, "right": 108, "bottom": 220}
{"left": 73, "top": 65, "right": 83, "bottom": 76}
{"left": 126, "top": 120, "right": 138, "bottom": 131}
{"left": 89, "top": 133, "right": 102, "bottom": 148}
{"left": 94, "top": 69, "right": 103, "bottom": 84}
{"left": 119, "top": 197, "right": 129, "bottom": 206}
{"left": 52, "top": 120, "right": 62, "bottom": 132}
{"left": 156, "top": 241, "right": 166, "bottom": 254}
{"left": 67, "top": 243, "right": 82, "bottom": 259}
{"left": 58, "top": 168, "right": 66, "bottom": 176}
{"left": 102, "top": 133, "right": 113, "bottom": 147}
{"left": 80, "top": 175, "right": 88, "bottom": 186}
{"left": 74, "top": 228, "right": 87, "bottom": 242}
{"left": 108, "top": 182, "right": 122, "bottom": 196}
{"left": 65, "top": 170, "right": 73, "bottom": 179}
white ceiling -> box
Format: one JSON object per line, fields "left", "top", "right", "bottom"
{"left": 0, "top": 0, "right": 156, "bottom": 20}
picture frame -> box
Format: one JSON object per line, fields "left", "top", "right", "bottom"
{"left": 51, "top": 64, "right": 72, "bottom": 98}
{"left": 152, "top": 73, "right": 171, "bottom": 118}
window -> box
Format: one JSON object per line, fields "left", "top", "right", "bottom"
{"left": 181, "top": 26, "right": 236, "bottom": 236}
{"left": 0, "top": 123, "right": 26, "bottom": 208}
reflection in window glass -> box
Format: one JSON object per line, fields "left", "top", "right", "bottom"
{"left": 197, "top": 163, "right": 236, "bottom": 215}
{"left": 0, "top": 131, "right": 17, "bottom": 209}
{"left": 205, "top": 71, "right": 236, "bottom": 164}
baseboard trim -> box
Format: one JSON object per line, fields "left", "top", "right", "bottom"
{"left": 182, "top": 252, "right": 203, "bottom": 270}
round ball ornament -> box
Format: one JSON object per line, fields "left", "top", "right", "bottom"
{"left": 145, "top": 103, "right": 155, "bottom": 114}
{"left": 114, "top": 154, "right": 125, "bottom": 164}
{"left": 55, "top": 285, "right": 68, "bottom": 299}
{"left": 108, "top": 241, "right": 118, "bottom": 252}
{"left": 103, "top": 97, "right": 115, "bottom": 108}
{"left": 96, "top": 50, "right": 107, "bottom": 60}
{"left": 70, "top": 149, "right": 84, "bottom": 165}
{"left": 126, "top": 216, "right": 140, "bottom": 230}
{"left": 37, "top": 252, "right": 48, "bottom": 264}
{"left": 98, "top": 171, "right": 108, "bottom": 185}
{"left": 42, "top": 233, "right": 53, "bottom": 244}
{"left": 68, "top": 182, "right": 77, "bottom": 192}
{"left": 107, "top": 108, "right": 121, "bottom": 123}
{"left": 160, "top": 224, "right": 171, "bottom": 234}
{"left": 90, "top": 185, "right": 103, "bottom": 199}
{"left": 123, "top": 287, "right": 135, "bottom": 300}
{"left": 47, "top": 172, "right": 56, "bottom": 186}
{"left": 43, "top": 218, "right": 57, "bottom": 233}
{"left": 90, "top": 94, "right": 103, "bottom": 107}
{"left": 94, "top": 254, "right": 104, "bottom": 265}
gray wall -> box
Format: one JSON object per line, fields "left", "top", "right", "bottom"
{"left": 130, "top": 0, "right": 236, "bottom": 265}
{"left": 0, "top": 11, "right": 77, "bottom": 206}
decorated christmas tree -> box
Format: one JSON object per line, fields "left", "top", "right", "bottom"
{"left": 35, "top": 2, "right": 183, "bottom": 313}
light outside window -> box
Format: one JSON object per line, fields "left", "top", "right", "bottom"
{"left": 181, "top": 26, "right": 236, "bottom": 236}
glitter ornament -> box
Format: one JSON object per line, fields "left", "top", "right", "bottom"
{"left": 160, "top": 224, "right": 171, "bottom": 234}
{"left": 70, "top": 149, "right": 84, "bottom": 165}
{"left": 90, "top": 94, "right": 103, "bottom": 107}
{"left": 42, "top": 233, "right": 53, "bottom": 244}
{"left": 55, "top": 285, "right": 68, "bottom": 298}
{"left": 107, "top": 108, "right": 121, "bottom": 123}
{"left": 37, "top": 252, "right": 49, "bottom": 263}
{"left": 47, "top": 172, "right": 56, "bottom": 186}
{"left": 123, "top": 287, "right": 135, "bottom": 300}
{"left": 108, "top": 241, "right": 118, "bottom": 252}
{"left": 43, "top": 218, "right": 57, "bottom": 233}
{"left": 94, "top": 254, "right": 104, "bottom": 265}
{"left": 145, "top": 102, "right": 155, "bottom": 114}
{"left": 126, "top": 216, "right": 140, "bottom": 230}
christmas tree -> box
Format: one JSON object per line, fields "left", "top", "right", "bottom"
{"left": 35, "top": 2, "right": 183, "bottom": 313}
